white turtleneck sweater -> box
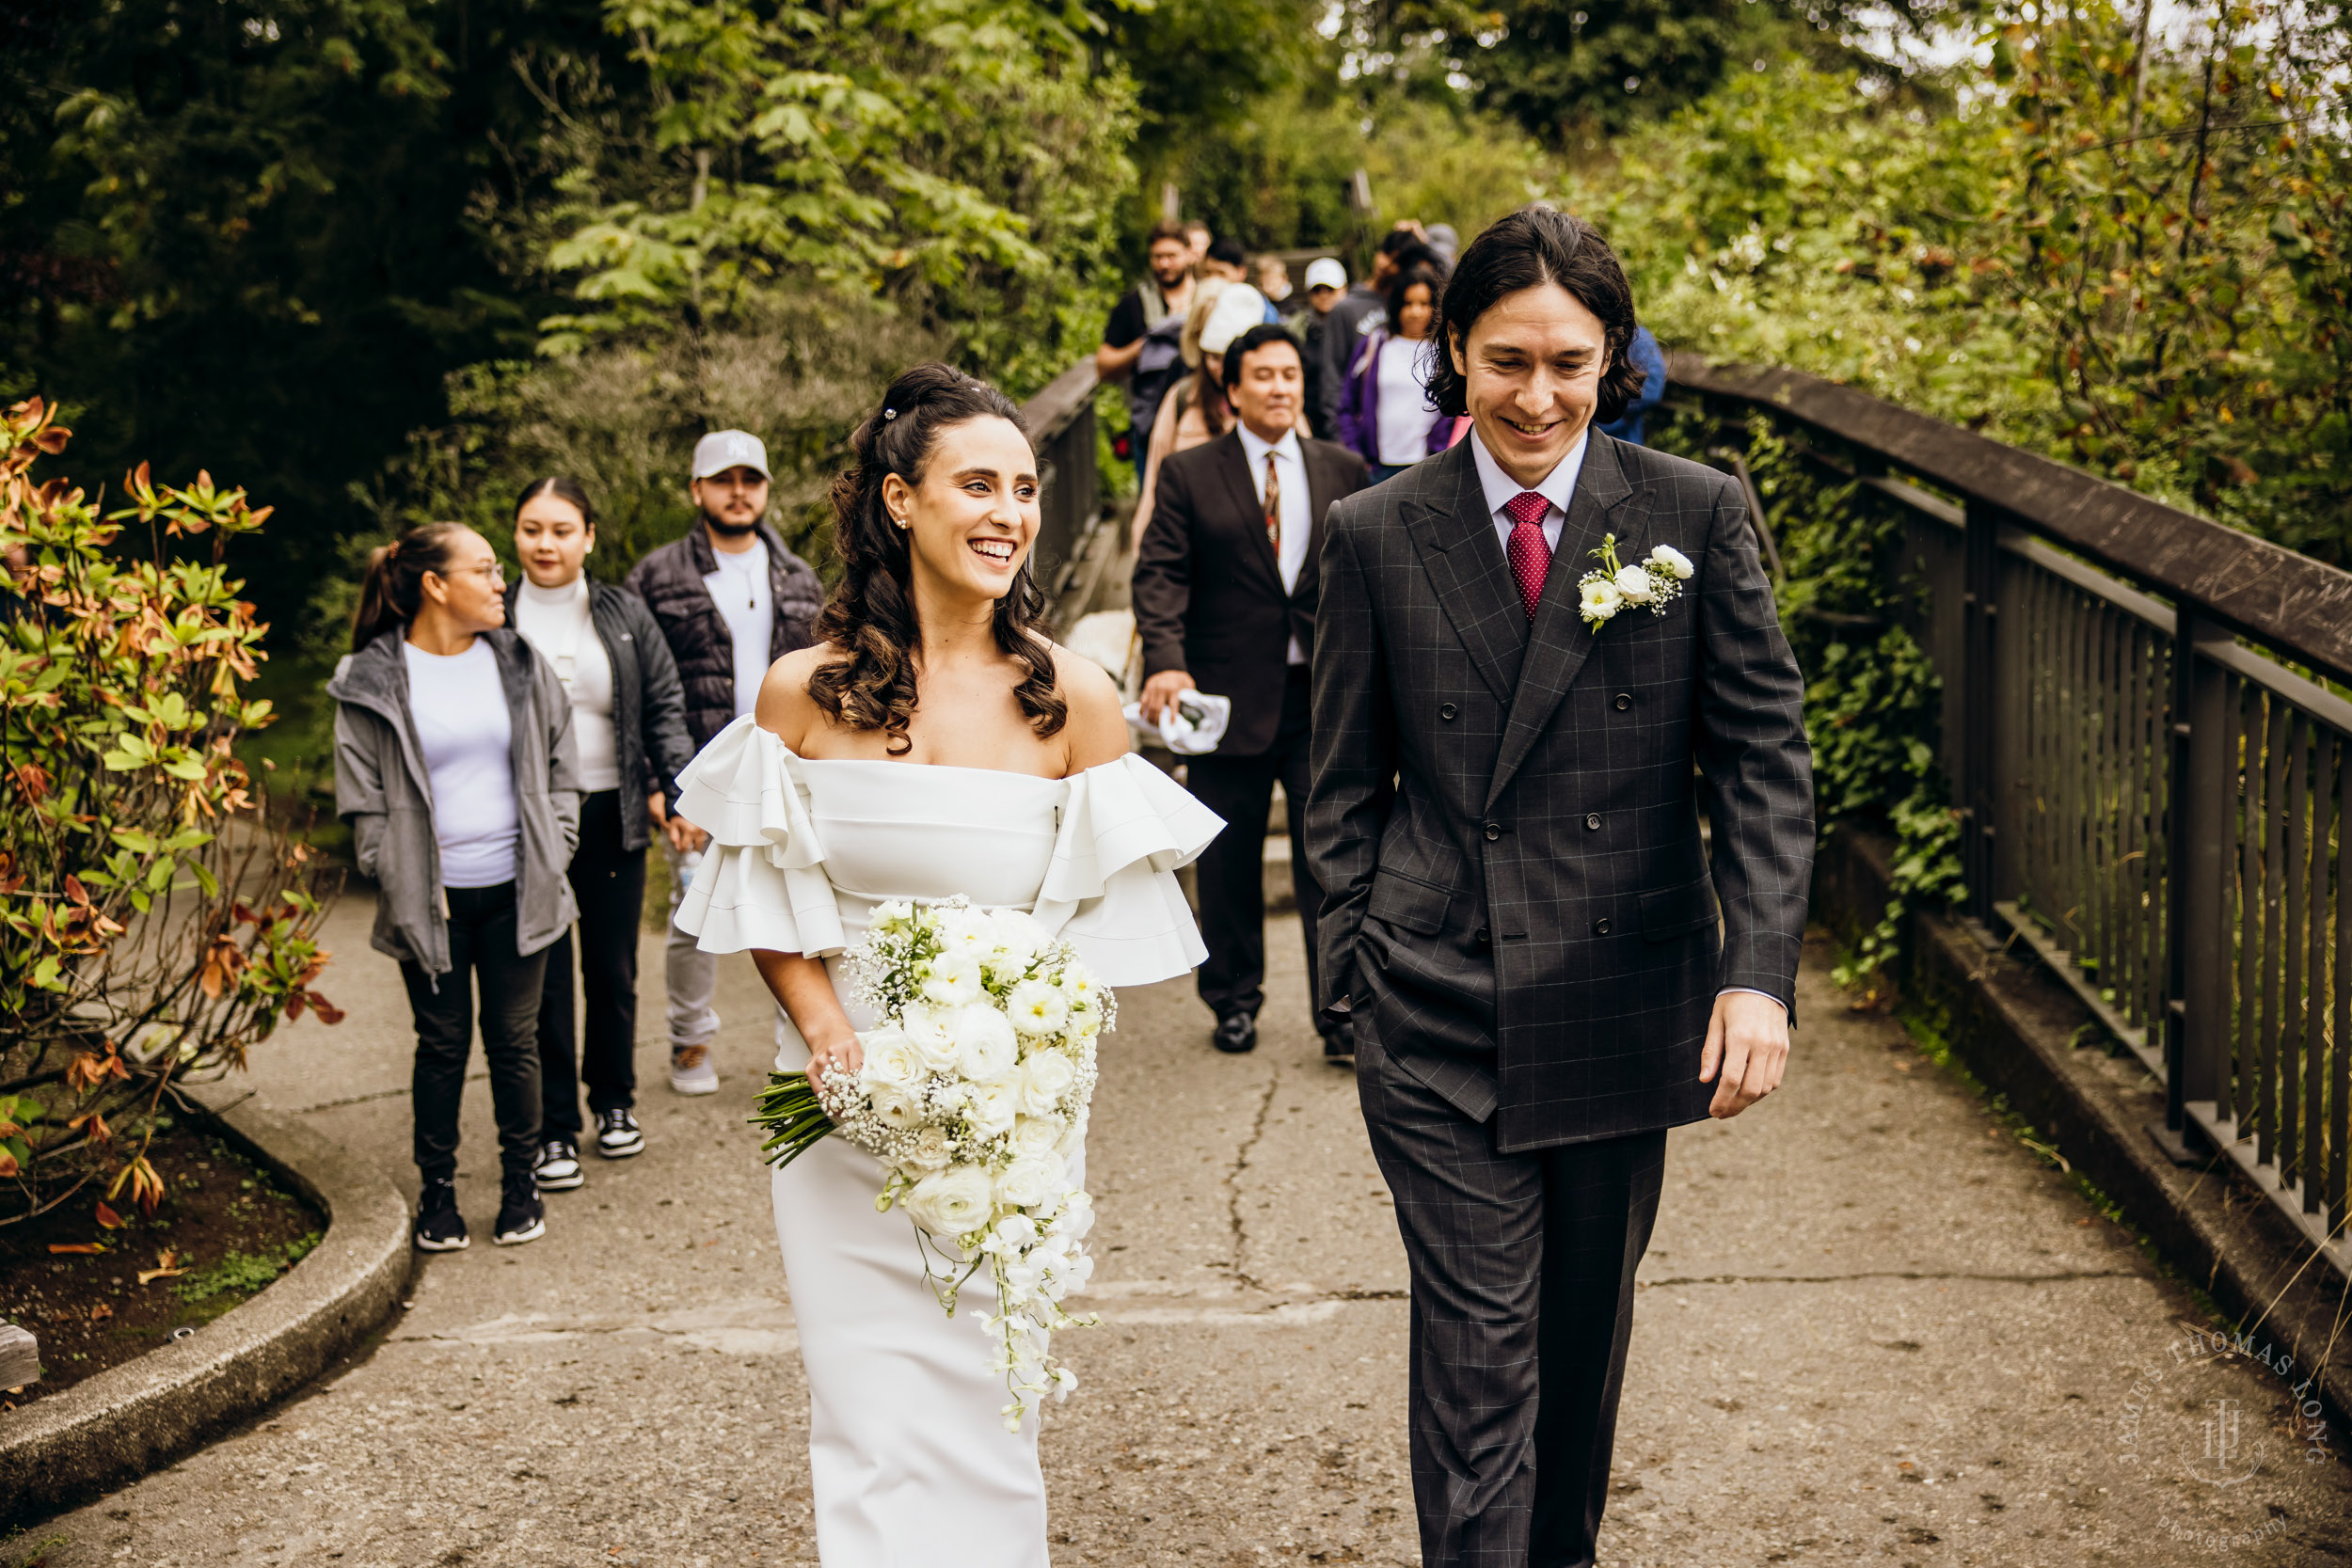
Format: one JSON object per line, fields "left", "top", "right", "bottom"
{"left": 513, "top": 575, "right": 620, "bottom": 792}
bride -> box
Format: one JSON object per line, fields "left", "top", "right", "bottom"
{"left": 669, "top": 363, "right": 1221, "bottom": 1564}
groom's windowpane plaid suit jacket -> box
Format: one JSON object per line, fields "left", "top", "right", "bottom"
{"left": 1305, "top": 433, "right": 1815, "bottom": 1152}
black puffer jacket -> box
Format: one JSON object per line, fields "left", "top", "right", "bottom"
{"left": 624, "top": 521, "right": 824, "bottom": 748}
{"left": 501, "top": 578, "right": 695, "bottom": 849}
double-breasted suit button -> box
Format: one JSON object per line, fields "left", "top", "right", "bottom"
{"left": 1483, "top": 822, "right": 1502, "bottom": 842}
{"left": 1439, "top": 703, "right": 1457, "bottom": 721}
{"left": 1593, "top": 916, "right": 1613, "bottom": 936}
{"left": 1584, "top": 812, "right": 1602, "bottom": 831}
{"left": 1613, "top": 692, "right": 1633, "bottom": 711}
{"left": 1474, "top": 927, "right": 1491, "bottom": 947}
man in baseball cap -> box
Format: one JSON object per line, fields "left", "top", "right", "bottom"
{"left": 1298, "top": 260, "right": 1349, "bottom": 437}
{"left": 623, "top": 428, "right": 820, "bottom": 1097}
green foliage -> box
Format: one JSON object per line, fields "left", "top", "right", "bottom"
{"left": 1566, "top": 0, "right": 2352, "bottom": 562}
{"left": 541, "top": 0, "right": 1138, "bottom": 387}
{"left": 0, "top": 0, "right": 632, "bottom": 620}
{"left": 0, "top": 398, "right": 340, "bottom": 1225}
{"left": 1470, "top": 0, "right": 1800, "bottom": 138}
{"left": 174, "top": 1230, "right": 322, "bottom": 1307}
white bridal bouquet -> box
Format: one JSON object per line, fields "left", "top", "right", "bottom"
{"left": 751, "top": 896, "right": 1110, "bottom": 1431}
{"left": 1577, "top": 531, "right": 1695, "bottom": 631}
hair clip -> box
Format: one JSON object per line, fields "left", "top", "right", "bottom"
{"left": 883, "top": 407, "right": 898, "bottom": 420}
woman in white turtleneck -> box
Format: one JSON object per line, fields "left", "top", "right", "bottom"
{"left": 507, "top": 479, "right": 694, "bottom": 1192}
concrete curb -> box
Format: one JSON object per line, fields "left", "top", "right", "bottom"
{"left": 1817, "top": 826, "right": 2352, "bottom": 1440}
{"left": 0, "top": 1098, "right": 411, "bottom": 1527}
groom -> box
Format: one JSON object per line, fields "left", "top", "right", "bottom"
{"left": 1305, "top": 208, "right": 1813, "bottom": 1568}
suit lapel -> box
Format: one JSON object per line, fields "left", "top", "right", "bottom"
{"left": 1485, "top": 434, "right": 1636, "bottom": 814}
{"left": 1399, "top": 441, "right": 1526, "bottom": 707}
{"left": 1213, "top": 433, "right": 1284, "bottom": 592}
{"left": 1295, "top": 442, "right": 1342, "bottom": 609}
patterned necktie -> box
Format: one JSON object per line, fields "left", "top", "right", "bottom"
{"left": 1503, "top": 490, "right": 1551, "bottom": 619}
{"left": 1263, "top": 451, "right": 1282, "bottom": 550}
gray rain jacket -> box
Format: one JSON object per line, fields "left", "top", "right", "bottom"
{"left": 329, "top": 628, "right": 582, "bottom": 978}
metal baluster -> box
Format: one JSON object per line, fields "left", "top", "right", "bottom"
{"left": 2284, "top": 712, "right": 2310, "bottom": 1178}
{"left": 2333, "top": 745, "right": 2351, "bottom": 1236}
{"left": 2306, "top": 731, "right": 2334, "bottom": 1212}
{"left": 2264, "top": 698, "right": 2290, "bottom": 1167}
{"left": 2239, "top": 680, "right": 2262, "bottom": 1131}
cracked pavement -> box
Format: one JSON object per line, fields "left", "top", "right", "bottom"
{"left": 18, "top": 898, "right": 2352, "bottom": 1565}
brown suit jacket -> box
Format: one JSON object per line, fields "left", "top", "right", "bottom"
{"left": 1131, "top": 428, "right": 1369, "bottom": 757}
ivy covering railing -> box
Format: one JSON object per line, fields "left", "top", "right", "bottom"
{"left": 1667, "top": 353, "right": 2352, "bottom": 1280}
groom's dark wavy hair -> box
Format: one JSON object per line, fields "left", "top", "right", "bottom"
{"left": 1426, "top": 207, "right": 1645, "bottom": 426}
{"left": 811, "top": 362, "right": 1065, "bottom": 756}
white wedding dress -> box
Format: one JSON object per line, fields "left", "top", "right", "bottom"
{"left": 672, "top": 715, "right": 1220, "bottom": 1567}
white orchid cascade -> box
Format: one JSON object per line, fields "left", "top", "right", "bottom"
{"left": 750, "top": 896, "right": 1106, "bottom": 1432}
{"left": 1577, "top": 532, "right": 1695, "bottom": 630}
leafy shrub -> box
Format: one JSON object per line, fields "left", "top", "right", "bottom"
{"left": 0, "top": 397, "right": 341, "bottom": 1227}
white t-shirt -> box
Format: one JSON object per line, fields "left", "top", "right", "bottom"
{"left": 704, "top": 538, "right": 773, "bottom": 721}
{"left": 1375, "top": 335, "right": 1434, "bottom": 467}
{"left": 513, "top": 576, "right": 619, "bottom": 792}
{"left": 402, "top": 639, "right": 518, "bottom": 889}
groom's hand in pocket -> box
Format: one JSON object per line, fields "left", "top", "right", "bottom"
{"left": 1701, "top": 991, "right": 1789, "bottom": 1119}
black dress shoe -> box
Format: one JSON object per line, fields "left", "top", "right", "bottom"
{"left": 1212, "top": 1011, "right": 1258, "bottom": 1053}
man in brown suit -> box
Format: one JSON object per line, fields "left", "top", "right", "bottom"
{"left": 1132, "top": 323, "right": 1370, "bottom": 1057}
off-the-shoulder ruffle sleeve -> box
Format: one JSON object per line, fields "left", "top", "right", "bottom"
{"left": 671, "top": 716, "right": 847, "bottom": 958}
{"left": 1033, "top": 752, "right": 1224, "bottom": 987}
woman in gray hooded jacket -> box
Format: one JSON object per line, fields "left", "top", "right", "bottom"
{"left": 329, "top": 521, "right": 580, "bottom": 1253}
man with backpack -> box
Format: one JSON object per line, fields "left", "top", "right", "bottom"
{"left": 1098, "top": 220, "right": 1199, "bottom": 462}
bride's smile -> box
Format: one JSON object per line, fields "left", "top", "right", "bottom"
{"left": 884, "top": 416, "right": 1041, "bottom": 606}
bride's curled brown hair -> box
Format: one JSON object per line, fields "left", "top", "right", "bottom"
{"left": 810, "top": 362, "right": 1065, "bottom": 755}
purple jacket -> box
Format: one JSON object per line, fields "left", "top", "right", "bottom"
{"left": 1335, "top": 329, "right": 1453, "bottom": 468}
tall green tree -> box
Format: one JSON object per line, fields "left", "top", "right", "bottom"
{"left": 0, "top": 0, "right": 635, "bottom": 617}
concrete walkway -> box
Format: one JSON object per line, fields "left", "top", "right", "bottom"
{"left": 21, "top": 896, "right": 2350, "bottom": 1566}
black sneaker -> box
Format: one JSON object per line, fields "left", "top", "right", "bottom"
{"left": 413, "top": 1177, "right": 469, "bottom": 1252}
{"left": 493, "top": 1175, "right": 547, "bottom": 1245}
{"left": 595, "top": 1107, "right": 644, "bottom": 1159}
{"left": 532, "top": 1137, "right": 584, "bottom": 1192}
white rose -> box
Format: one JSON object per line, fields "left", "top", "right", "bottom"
{"left": 1613, "top": 563, "right": 1654, "bottom": 604}
{"left": 921, "top": 949, "right": 984, "bottom": 1006}
{"left": 907, "top": 1126, "right": 954, "bottom": 1171}
{"left": 903, "top": 1166, "right": 995, "bottom": 1239}
{"left": 950, "top": 1005, "right": 1020, "bottom": 1082}
{"left": 898, "top": 1002, "right": 962, "bottom": 1071}
{"left": 936, "top": 905, "right": 993, "bottom": 953}
{"left": 1580, "top": 576, "right": 1624, "bottom": 621}
{"left": 1018, "top": 1049, "right": 1076, "bottom": 1115}
{"left": 859, "top": 1026, "right": 925, "bottom": 1091}
{"left": 994, "top": 1151, "right": 1067, "bottom": 1209}
{"left": 868, "top": 1084, "right": 925, "bottom": 1130}
{"left": 1007, "top": 977, "right": 1071, "bottom": 1037}
{"left": 1647, "top": 543, "right": 1695, "bottom": 580}
{"left": 1010, "top": 1113, "right": 1065, "bottom": 1158}
{"left": 966, "top": 1078, "right": 1022, "bottom": 1135}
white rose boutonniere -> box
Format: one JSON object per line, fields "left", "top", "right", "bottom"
{"left": 1577, "top": 531, "right": 1689, "bottom": 631}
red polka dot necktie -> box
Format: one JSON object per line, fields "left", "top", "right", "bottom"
{"left": 1503, "top": 491, "right": 1552, "bottom": 620}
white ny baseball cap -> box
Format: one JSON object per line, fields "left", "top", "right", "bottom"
{"left": 1200, "top": 285, "right": 1270, "bottom": 356}
{"left": 1303, "top": 257, "right": 1347, "bottom": 293}
{"left": 691, "top": 430, "right": 771, "bottom": 482}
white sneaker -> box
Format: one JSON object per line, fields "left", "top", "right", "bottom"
{"left": 670, "top": 1044, "right": 719, "bottom": 1096}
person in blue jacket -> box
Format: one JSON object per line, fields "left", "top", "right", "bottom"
{"left": 1597, "top": 325, "right": 1667, "bottom": 445}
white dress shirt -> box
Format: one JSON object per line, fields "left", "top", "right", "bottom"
{"left": 704, "top": 538, "right": 773, "bottom": 721}
{"left": 1237, "top": 422, "right": 1311, "bottom": 665}
{"left": 1465, "top": 426, "right": 1784, "bottom": 1017}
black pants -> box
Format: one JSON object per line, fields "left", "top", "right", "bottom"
{"left": 401, "top": 880, "right": 549, "bottom": 1183}
{"left": 536, "top": 790, "right": 649, "bottom": 1136}
{"left": 1184, "top": 665, "right": 1323, "bottom": 1023}
{"left": 1358, "top": 1031, "right": 1666, "bottom": 1568}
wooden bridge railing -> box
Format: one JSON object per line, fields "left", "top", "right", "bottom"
{"left": 1672, "top": 352, "right": 2352, "bottom": 1279}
